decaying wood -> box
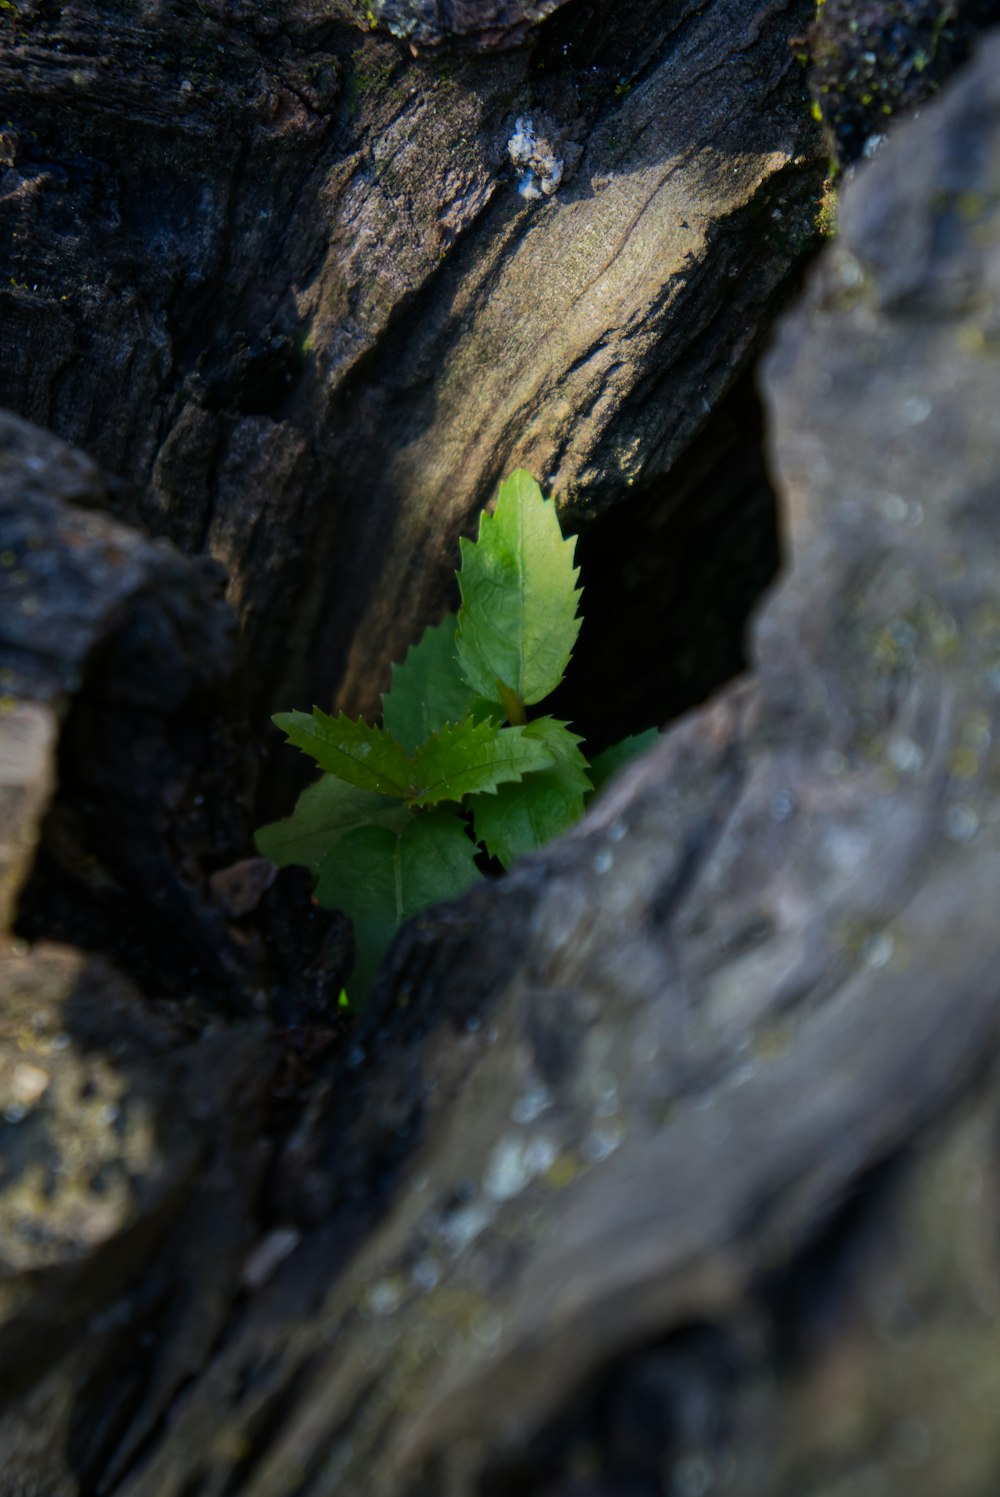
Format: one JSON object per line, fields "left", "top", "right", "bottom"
{"left": 0, "top": 0, "right": 824, "bottom": 728}
{"left": 140, "top": 37, "right": 999, "bottom": 1494}
{"left": 370, "top": 0, "right": 572, "bottom": 48}
{"left": 5, "top": 6, "right": 1000, "bottom": 1497}
{"left": 0, "top": 410, "right": 257, "bottom": 993}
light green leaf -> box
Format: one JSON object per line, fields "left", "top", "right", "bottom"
{"left": 409, "top": 719, "right": 554, "bottom": 807}
{"left": 273, "top": 709, "right": 415, "bottom": 798}
{"left": 473, "top": 717, "right": 591, "bottom": 868}
{"left": 381, "top": 615, "right": 475, "bottom": 753}
{"left": 315, "top": 810, "right": 480, "bottom": 1000}
{"left": 254, "top": 776, "right": 411, "bottom": 875}
{"left": 455, "top": 470, "right": 581, "bottom": 709}
{"left": 588, "top": 728, "right": 660, "bottom": 794}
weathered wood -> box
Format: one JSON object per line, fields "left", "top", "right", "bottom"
{"left": 371, "top": 0, "right": 572, "bottom": 48}
{"left": 0, "top": 0, "right": 825, "bottom": 730}
{"left": 0, "top": 409, "right": 257, "bottom": 998}
{"left": 210, "top": 36, "right": 1000, "bottom": 1492}
{"left": 6, "top": 6, "right": 1000, "bottom": 1497}
{"left": 0, "top": 412, "right": 280, "bottom": 1494}
{"left": 0, "top": 28, "right": 992, "bottom": 1496}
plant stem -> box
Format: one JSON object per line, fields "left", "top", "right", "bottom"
{"left": 498, "top": 680, "right": 526, "bottom": 724}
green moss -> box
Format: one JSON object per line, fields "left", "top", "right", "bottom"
{"left": 348, "top": 0, "right": 379, "bottom": 27}
{"left": 809, "top": 0, "right": 980, "bottom": 165}
{"left": 344, "top": 55, "right": 397, "bottom": 115}
{"left": 815, "top": 182, "right": 839, "bottom": 238}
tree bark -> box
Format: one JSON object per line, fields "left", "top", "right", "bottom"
{"left": 5, "top": 4, "right": 1000, "bottom": 1497}
{"left": 0, "top": 0, "right": 823, "bottom": 735}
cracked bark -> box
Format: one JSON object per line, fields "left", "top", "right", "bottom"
{"left": 0, "top": 0, "right": 823, "bottom": 740}
{"left": 6, "top": 2, "right": 1000, "bottom": 1496}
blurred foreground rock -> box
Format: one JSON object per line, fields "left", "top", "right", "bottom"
{"left": 0, "top": 413, "right": 279, "bottom": 1491}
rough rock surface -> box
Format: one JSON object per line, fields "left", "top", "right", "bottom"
{"left": 808, "top": 0, "right": 1000, "bottom": 163}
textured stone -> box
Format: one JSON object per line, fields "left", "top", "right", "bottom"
{"left": 808, "top": 0, "right": 1000, "bottom": 163}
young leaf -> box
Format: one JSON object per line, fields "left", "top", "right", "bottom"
{"left": 588, "top": 728, "right": 661, "bottom": 795}
{"left": 255, "top": 776, "right": 411, "bottom": 875}
{"left": 409, "top": 719, "right": 555, "bottom": 807}
{"left": 273, "top": 709, "right": 415, "bottom": 798}
{"left": 381, "top": 615, "right": 475, "bottom": 753}
{"left": 455, "top": 470, "right": 581, "bottom": 708}
{"left": 315, "top": 810, "right": 480, "bottom": 999}
{"left": 473, "top": 717, "right": 592, "bottom": 869}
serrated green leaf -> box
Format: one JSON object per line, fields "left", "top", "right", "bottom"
{"left": 409, "top": 719, "right": 554, "bottom": 807}
{"left": 468, "top": 697, "right": 505, "bottom": 727}
{"left": 588, "top": 728, "right": 660, "bottom": 795}
{"left": 473, "top": 717, "right": 592, "bottom": 868}
{"left": 455, "top": 470, "right": 581, "bottom": 708}
{"left": 255, "top": 776, "right": 411, "bottom": 875}
{"left": 381, "top": 615, "right": 475, "bottom": 753}
{"left": 315, "top": 810, "right": 480, "bottom": 1000}
{"left": 273, "top": 709, "right": 415, "bottom": 798}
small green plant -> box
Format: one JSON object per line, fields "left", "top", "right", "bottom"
{"left": 257, "top": 472, "right": 658, "bottom": 1001}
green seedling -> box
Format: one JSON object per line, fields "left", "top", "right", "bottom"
{"left": 257, "top": 471, "right": 659, "bottom": 1001}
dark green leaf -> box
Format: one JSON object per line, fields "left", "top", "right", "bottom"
{"left": 468, "top": 697, "right": 505, "bottom": 726}
{"left": 473, "top": 717, "right": 591, "bottom": 868}
{"left": 254, "top": 776, "right": 410, "bottom": 875}
{"left": 273, "top": 709, "right": 415, "bottom": 798}
{"left": 455, "top": 470, "right": 581, "bottom": 708}
{"left": 315, "top": 810, "right": 480, "bottom": 1000}
{"left": 409, "top": 719, "right": 554, "bottom": 807}
{"left": 381, "top": 615, "right": 474, "bottom": 753}
{"left": 588, "top": 728, "right": 660, "bottom": 794}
